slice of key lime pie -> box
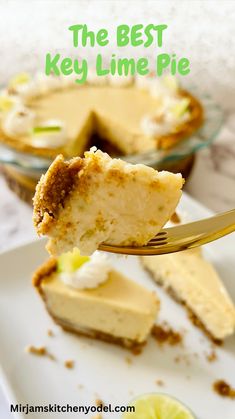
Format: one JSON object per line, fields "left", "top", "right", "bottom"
{"left": 33, "top": 249, "right": 159, "bottom": 349}
{"left": 141, "top": 248, "right": 235, "bottom": 342}
{"left": 0, "top": 72, "right": 203, "bottom": 159}
{"left": 33, "top": 148, "right": 184, "bottom": 255}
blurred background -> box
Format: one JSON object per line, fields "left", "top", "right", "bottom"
{"left": 0, "top": 0, "right": 235, "bottom": 252}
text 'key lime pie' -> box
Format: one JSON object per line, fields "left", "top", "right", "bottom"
{"left": 0, "top": 72, "right": 203, "bottom": 159}
{"left": 33, "top": 148, "right": 184, "bottom": 255}
{"left": 33, "top": 249, "right": 159, "bottom": 350}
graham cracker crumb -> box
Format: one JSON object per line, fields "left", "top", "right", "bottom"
{"left": 206, "top": 349, "right": 217, "bottom": 363}
{"left": 155, "top": 379, "right": 164, "bottom": 386}
{"left": 64, "top": 360, "right": 74, "bottom": 369}
{"left": 131, "top": 344, "right": 144, "bottom": 356}
{"left": 151, "top": 323, "right": 183, "bottom": 346}
{"left": 95, "top": 399, "right": 103, "bottom": 407}
{"left": 47, "top": 329, "right": 54, "bottom": 337}
{"left": 213, "top": 380, "right": 235, "bottom": 399}
{"left": 25, "top": 345, "right": 55, "bottom": 360}
{"left": 78, "top": 384, "right": 84, "bottom": 390}
{"left": 170, "top": 212, "right": 181, "bottom": 224}
{"left": 125, "top": 356, "right": 133, "bottom": 365}
{"left": 25, "top": 345, "right": 46, "bottom": 356}
{"left": 174, "top": 355, "right": 180, "bottom": 364}
{"left": 173, "top": 354, "right": 191, "bottom": 366}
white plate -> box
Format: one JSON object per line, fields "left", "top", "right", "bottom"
{"left": 0, "top": 193, "right": 235, "bottom": 419}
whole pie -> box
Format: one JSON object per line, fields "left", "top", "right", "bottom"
{"left": 0, "top": 72, "right": 203, "bottom": 159}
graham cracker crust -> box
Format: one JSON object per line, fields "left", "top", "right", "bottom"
{"left": 33, "top": 155, "right": 84, "bottom": 235}
{"left": 32, "top": 259, "right": 146, "bottom": 353}
{"left": 50, "top": 314, "right": 146, "bottom": 353}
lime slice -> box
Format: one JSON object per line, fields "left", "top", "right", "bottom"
{"left": 57, "top": 248, "right": 90, "bottom": 273}
{"left": 123, "top": 394, "right": 195, "bottom": 419}
{"left": 33, "top": 126, "right": 62, "bottom": 134}
{"left": 171, "top": 98, "right": 190, "bottom": 118}
{"left": 0, "top": 96, "right": 14, "bottom": 112}
{"left": 9, "top": 72, "right": 30, "bottom": 88}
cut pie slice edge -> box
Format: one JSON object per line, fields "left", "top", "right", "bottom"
{"left": 141, "top": 248, "right": 235, "bottom": 342}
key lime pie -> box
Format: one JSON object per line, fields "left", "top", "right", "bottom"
{"left": 141, "top": 248, "right": 235, "bottom": 342}
{"left": 0, "top": 72, "right": 203, "bottom": 159}
{"left": 33, "top": 148, "right": 184, "bottom": 255}
{"left": 33, "top": 249, "right": 159, "bottom": 349}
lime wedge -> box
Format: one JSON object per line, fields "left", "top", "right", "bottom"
{"left": 33, "top": 126, "right": 62, "bottom": 134}
{"left": 0, "top": 96, "right": 14, "bottom": 112}
{"left": 57, "top": 248, "right": 90, "bottom": 273}
{"left": 123, "top": 394, "right": 195, "bottom": 419}
{"left": 171, "top": 98, "right": 190, "bottom": 118}
{"left": 9, "top": 72, "right": 30, "bottom": 88}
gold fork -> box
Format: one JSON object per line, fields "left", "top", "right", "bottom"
{"left": 99, "top": 209, "right": 235, "bottom": 255}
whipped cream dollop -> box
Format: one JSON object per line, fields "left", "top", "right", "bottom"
{"left": 141, "top": 95, "right": 190, "bottom": 137}
{"left": 60, "top": 251, "right": 112, "bottom": 290}
{"left": 138, "top": 74, "right": 190, "bottom": 137}
{"left": 3, "top": 104, "right": 35, "bottom": 136}
{"left": 14, "top": 80, "right": 41, "bottom": 102}
{"left": 31, "top": 119, "right": 67, "bottom": 148}
{"left": 141, "top": 114, "right": 171, "bottom": 137}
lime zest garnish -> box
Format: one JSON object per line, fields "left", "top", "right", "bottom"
{"left": 33, "top": 125, "right": 62, "bottom": 134}
{"left": 57, "top": 248, "right": 90, "bottom": 274}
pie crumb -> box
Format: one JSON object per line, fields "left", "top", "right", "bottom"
{"left": 170, "top": 211, "right": 181, "bottom": 224}
{"left": 25, "top": 345, "right": 55, "bottom": 360}
{"left": 155, "top": 379, "right": 164, "bottom": 386}
{"left": 25, "top": 345, "right": 46, "bottom": 356}
{"left": 95, "top": 399, "right": 103, "bottom": 407}
{"left": 151, "top": 323, "right": 183, "bottom": 346}
{"left": 78, "top": 384, "right": 84, "bottom": 390}
{"left": 64, "top": 360, "right": 74, "bottom": 369}
{"left": 206, "top": 349, "right": 217, "bottom": 362}
{"left": 213, "top": 380, "right": 235, "bottom": 399}
{"left": 47, "top": 329, "right": 54, "bottom": 337}
{"left": 125, "top": 356, "right": 133, "bottom": 365}
{"left": 131, "top": 345, "right": 143, "bottom": 356}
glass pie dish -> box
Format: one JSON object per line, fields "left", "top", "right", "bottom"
{"left": 0, "top": 89, "right": 223, "bottom": 204}
{"left": 0, "top": 91, "right": 223, "bottom": 175}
